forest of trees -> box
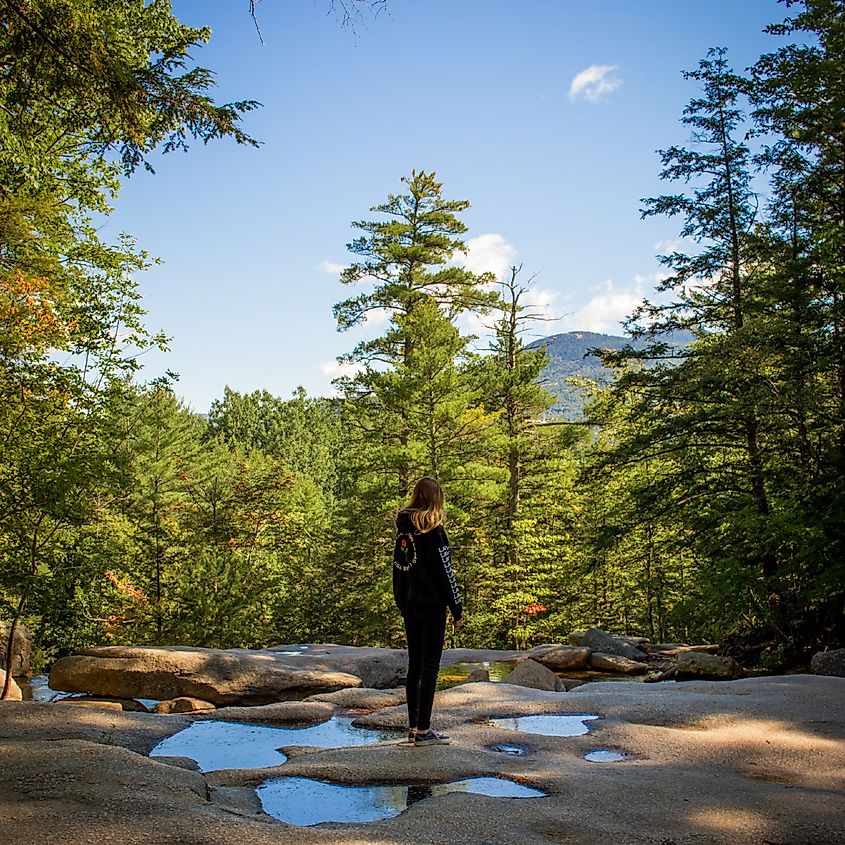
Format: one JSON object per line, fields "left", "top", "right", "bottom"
{"left": 1, "top": 0, "right": 842, "bottom": 677}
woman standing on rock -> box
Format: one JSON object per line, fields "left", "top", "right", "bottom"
{"left": 393, "top": 476, "right": 463, "bottom": 746}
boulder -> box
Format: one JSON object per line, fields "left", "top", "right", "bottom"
{"left": 589, "top": 652, "right": 648, "bottom": 674}
{"left": 644, "top": 666, "right": 678, "bottom": 683}
{"left": 49, "top": 645, "right": 363, "bottom": 706}
{"left": 0, "top": 621, "right": 31, "bottom": 676}
{"left": 306, "top": 687, "right": 406, "bottom": 710}
{"left": 505, "top": 658, "right": 566, "bottom": 692}
{"left": 534, "top": 646, "right": 592, "bottom": 671}
{"left": 618, "top": 635, "right": 650, "bottom": 649}
{"left": 647, "top": 642, "right": 720, "bottom": 656}
{"left": 58, "top": 699, "right": 123, "bottom": 711}
{"left": 524, "top": 643, "right": 564, "bottom": 657}
{"left": 0, "top": 669, "right": 22, "bottom": 701}
{"left": 154, "top": 697, "right": 216, "bottom": 714}
{"left": 349, "top": 651, "right": 408, "bottom": 688}
{"left": 58, "top": 695, "right": 150, "bottom": 712}
{"left": 462, "top": 668, "right": 490, "bottom": 684}
{"left": 201, "top": 700, "right": 335, "bottom": 725}
{"left": 810, "top": 648, "right": 845, "bottom": 677}
{"left": 566, "top": 630, "right": 587, "bottom": 646}
{"left": 675, "top": 651, "right": 742, "bottom": 681}
{"left": 582, "top": 628, "right": 649, "bottom": 662}
{"left": 266, "top": 644, "right": 408, "bottom": 689}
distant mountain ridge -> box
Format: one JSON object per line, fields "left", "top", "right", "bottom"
{"left": 529, "top": 330, "right": 691, "bottom": 420}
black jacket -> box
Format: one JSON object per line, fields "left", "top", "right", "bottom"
{"left": 392, "top": 510, "right": 463, "bottom": 621}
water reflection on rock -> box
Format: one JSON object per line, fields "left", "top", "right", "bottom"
{"left": 150, "top": 717, "right": 397, "bottom": 772}
{"left": 584, "top": 748, "right": 628, "bottom": 762}
{"left": 490, "top": 713, "right": 600, "bottom": 736}
{"left": 491, "top": 742, "right": 530, "bottom": 756}
{"left": 437, "top": 660, "right": 516, "bottom": 689}
{"left": 257, "top": 776, "right": 546, "bottom": 825}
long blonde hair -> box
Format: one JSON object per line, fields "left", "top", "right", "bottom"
{"left": 405, "top": 476, "right": 445, "bottom": 534}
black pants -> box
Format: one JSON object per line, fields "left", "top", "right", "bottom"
{"left": 403, "top": 605, "right": 447, "bottom": 731}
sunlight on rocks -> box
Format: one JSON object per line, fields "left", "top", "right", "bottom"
{"left": 688, "top": 807, "right": 766, "bottom": 834}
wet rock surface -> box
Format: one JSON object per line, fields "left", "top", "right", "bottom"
{"left": 1, "top": 675, "right": 844, "bottom": 844}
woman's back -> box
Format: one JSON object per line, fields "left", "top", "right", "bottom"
{"left": 393, "top": 509, "right": 461, "bottom": 619}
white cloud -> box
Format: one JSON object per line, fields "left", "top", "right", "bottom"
{"left": 318, "top": 259, "right": 347, "bottom": 274}
{"left": 458, "top": 281, "right": 564, "bottom": 346}
{"left": 319, "top": 360, "right": 362, "bottom": 379}
{"left": 457, "top": 233, "right": 517, "bottom": 280}
{"left": 563, "top": 277, "right": 646, "bottom": 334}
{"left": 568, "top": 64, "right": 622, "bottom": 102}
{"left": 521, "top": 284, "right": 561, "bottom": 320}
{"left": 364, "top": 307, "right": 392, "bottom": 326}
{"left": 654, "top": 237, "right": 700, "bottom": 257}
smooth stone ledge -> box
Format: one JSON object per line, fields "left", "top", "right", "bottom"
{"left": 2, "top": 674, "right": 843, "bottom": 845}
{"left": 197, "top": 701, "right": 337, "bottom": 725}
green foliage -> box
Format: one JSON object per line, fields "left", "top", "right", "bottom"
{"left": 0, "top": 0, "right": 258, "bottom": 667}
{"left": 584, "top": 17, "right": 845, "bottom": 660}
{"left": 3, "top": 1, "right": 842, "bottom": 668}
{"left": 207, "top": 386, "right": 342, "bottom": 498}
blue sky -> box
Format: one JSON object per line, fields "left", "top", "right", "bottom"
{"left": 104, "top": 0, "right": 785, "bottom": 412}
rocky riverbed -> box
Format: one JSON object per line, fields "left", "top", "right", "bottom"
{"left": 1, "top": 637, "right": 843, "bottom": 845}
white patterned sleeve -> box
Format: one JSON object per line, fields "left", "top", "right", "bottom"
{"left": 435, "top": 529, "right": 463, "bottom": 620}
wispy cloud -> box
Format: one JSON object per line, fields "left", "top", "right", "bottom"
{"left": 568, "top": 64, "right": 622, "bottom": 102}
{"left": 457, "top": 233, "right": 517, "bottom": 280}
{"left": 318, "top": 259, "right": 347, "bottom": 274}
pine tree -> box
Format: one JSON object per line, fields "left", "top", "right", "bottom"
{"left": 745, "top": 0, "right": 845, "bottom": 648}
{"left": 330, "top": 171, "right": 500, "bottom": 642}
{"left": 590, "top": 49, "right": 786, "bottom": 647}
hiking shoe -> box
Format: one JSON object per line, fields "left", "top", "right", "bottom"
{"left": 414, "top": 730, "right": 450, "bottom": 746}
{"left": 397, "top": 729, "right": 417, "bottom": 747}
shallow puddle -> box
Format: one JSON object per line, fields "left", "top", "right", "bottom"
{"left": 491, "top": 743, "right": 530, "bottom": 756}
{"left": 437, "top": 660, "right": 516, "bottom": 689}
{"left": 150, "top": 717, "right": 398, "bottom": 772}
{"left": 584, "top": 749, "right": 627, "bottom": 762}
{"left": 257, "top": 776, "right": 545, "bottom": 825}
{"left": 489, "top": 713, "right": 600, "bottom": 736}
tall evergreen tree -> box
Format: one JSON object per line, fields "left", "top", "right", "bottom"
{"left": 330, "top": 171, "right": 500, "bottom": 643}
{"left": 589, "top": 49, "right": 788, "bottom": 649}
{"left": 333, "top": 170, "right": 499, "bottom": 495}
{"left": 745, "top": 0, "right": 845, "bottom": 648}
